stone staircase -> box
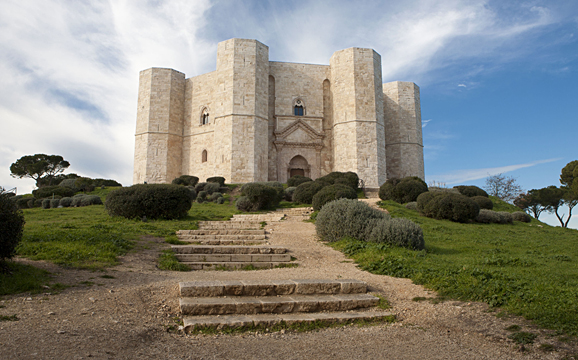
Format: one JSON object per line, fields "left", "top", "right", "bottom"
{"left": 179, "top": 279, "right": 393, "bottom": 333}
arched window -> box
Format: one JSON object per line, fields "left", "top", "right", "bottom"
{"left": 202, "top": 150, "right": 207, "bottom": 163}
{"left": 293, "top": 98, "right": 305, "bottom": 116}
{"left": 200, "top": 108, "right": 209, "bottom": 125}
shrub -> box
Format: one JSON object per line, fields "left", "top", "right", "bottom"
{"left": 50, "top": 199, "right": 60, "bottom": 208}
{"left": 74, "top": 177, "right": 95, "bottom": 193}
{"left": 317, "top": 172, "right": 359, "bottom": 190}
{"left": 92, "top": 178, "right": 122, "bottom": 187}
{"left": 429, "top": 187, "right": 460, "bottom": 194}
{"left": 284, "top": 187, "right": 297, "bottom": 201}
{"left": 454, "top": 185, "right": 488, "bottom": 198}
{"left": 418, "top": 192, "right": 479, "bottom": 223}
{"left": 172, "top": 175, "right": 199, "bottom": 187}
{"left": 287, "top": 175, "right": 312, "bottom": 187}
{"left": 105, "top": 184, "right": 192, "bottom": 220}
{"left": 242, "top": 182, "right": 284, "bottom": 203}
{"left": 209, "top": 192, "right": 223, "bottom": 202}
{"left": 194, "top": 182, "right": 208, "bottom": 193}
{"left": 512, "top": 211, "right": 532, "bottom": 223}
{"left": 379, "top": 176, "right": 428, "bottom": 203}
{"left": 15, "top": 198, "right": 30, "bottom": 209}
{"left": 237, "top": 183, "right": 280, "bottom": 211}
{"left": 59, "top": 178, "right": 79, "bottom": 192}
{"left": 476, "top": 209, "right": 513, "bottom": 224}
{"left": 79, "top": 195, "right": 103, "bottom": 207}
{"left": 60, "top": 197, "right": 73, "bottom": 207}
{"left": 26, "top": 199, "right": 35, "bottom": 208}
{"left": 216, "top": 197, "right": 225, "bottom": 204}
{"left": 206, "top": 176, "right": 226, "bottom": 186}
{"left": 316, "top": 199, "right": 389, "bottom": 242}
{"left": 235, "top": 196, "right": 253, "bottom": 212}
{"left": 293, "top": 181, "right": 326, "bottom": 204}
{"left": 368, "top": 218, "right": 425, "bottom": 250}
{"left": 197, "top": 191, "right": 207, "bottom": 203}
{"left": 32, "top": 186, "right": 74, "bottom": 199}
{"left": 186, "top": 187, "right": 197, "bottom": 201}
{"left": 0, "top": 193, "right": 25, "bottom": 262}
{"left": 405, "top": 202, "right": 417, "bottom": 210}
{"left": 71, "top": 194, "right": 85, "bottom": 207}
{"left": 203, "top": 182, "right": 220, "bottom": 195}
{"left": 42, "top": 199, "right": 51, "bottom": 209}
{"left": 472, "top": 196, "right": 493, "bottom": 210}
{"left": 312, "top": 184, "right": 358, "bottom": 211}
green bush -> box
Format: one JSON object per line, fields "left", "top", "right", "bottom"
{"left": 316, "top": 199, "right": 389, "bottom": 242}
{"left": 194, "top": 182, "right": 208, "bottom": 192}
{"left": 242, "top": 182, "right": 284, "bottom": 203}
{"left": 172, "top": 175, "right": 199, "bottom": 187}
{"left": 209, "top": 192, "right": 223, "bottom": 202}
{"left": 105, "top": 184, "right": 192, "bottom": 220}
{"left": 284, "top": 187, "right": 297, "bottom": 201}
{"left": 79, "top": 195, "right": 102, "bottom": 207}
{"left": 186, "top": 187, "right": 197, "bottom": 201}
{"left": 216, "top": 197, "right": 225, "bottom": 204}
{"left": 15, "top": 198, "right": 29, "bottom": 209}
{"left": 50, "top": 199, "right": 60, "bottom": 208}
{"left": 454, "top": 185, "right": 488, "bottom": 198}
{"left": 59, "top": 178, "right": 79, "bottom": 192}
{"left": 367, "top": 218, "right": 425, "bottom": 250}
{"left": 0, "top": 193, "right": 25, "bottom": 262}
{"left": 26, "top": 199, "right": 35, "bottom": 208}
{"left": 472, "top": 196, "right": 493, "bottom": 210}
{"left": 41, "top": 199, "right": 51, "bottom": 209}
{"left": 476, "top": 209, "right": 513, "bottom": 224}
{"left": 206, "top": 176, "right": 226, "bottom": 186}
{"left": 405, "top": 202, "right": 417, "bottom": 210}
{"left": 312, "top": 184, "right": 358, "bottom": 211}
{"left": 32, "top": 186, "right": 74, "bottom": 199}
{"left": 512, "top": 211, "right": 532, "bottom": 223}
{"left": 60, "top": 197, "right": 72, "bottom": 207}
{"left": 197, "top": 191, "right": 207, "bottom": 203}
{"left": 293, "top": 181, "right": 326, "bottom": 204}
{"left": 92, "top": 178, "right": 122, "bottom": 187}
{"left": 379, "top": 176, "right": 428, "bottom": 203}
{"left": 74, "top": 177, "right": 95, "bottom": 193}
{"left": 417, "top": 192, "right": 479, "bottom": 223}
{"left": 237, "top": 183, "right": 280, "bottom": 211}
{"left": 317, "top": 172, "right": 359, "bottom": 190}
{"left": 71, "top": 194, "right": 85, "bottom": 207}
{"left": 235, "top": 196, "right": 253, "bottom": 212}
{"left": 203, "top": 182, "right": 220, "bottom": 195}
{"left": 287, "top": 175, "right": 312, "bottom": 187}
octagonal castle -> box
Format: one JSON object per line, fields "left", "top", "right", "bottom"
{"left": 133, "top": 38, "right": 424, "bottom": 189}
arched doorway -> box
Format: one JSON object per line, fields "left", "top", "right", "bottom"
{"left": 288, "top": 155, "right": 310, "bottom": 179}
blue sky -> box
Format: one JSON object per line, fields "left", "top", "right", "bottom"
{"left": 0, "top": 0, "right": 576, "bottom": 228}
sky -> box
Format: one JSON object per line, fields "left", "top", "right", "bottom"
{"left": 0, "top": 0, "right": 576, "bottom": 228}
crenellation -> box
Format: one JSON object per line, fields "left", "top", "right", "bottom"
{"left": 134, "top": 38, "right": 424, "bottom": 187}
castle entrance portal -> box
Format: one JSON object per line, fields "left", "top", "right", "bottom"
{"left": 288, "top": 155, "right": 310, "bottom": 179}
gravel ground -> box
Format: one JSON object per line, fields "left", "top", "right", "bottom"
{"left": 1, "top": 201, "right": 576, "bottom": 359}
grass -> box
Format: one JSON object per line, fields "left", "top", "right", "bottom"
{"left": 157, "top": 250, "right": 191, "bottom": 271}
{"left": 0, "top": 314, "right": 19, "bottom": 321}
{"left": 0, "top": 262, "right": 52, "bottom": 296}
{"left": 327, "top": 197, "right": 578, "bottom": 336}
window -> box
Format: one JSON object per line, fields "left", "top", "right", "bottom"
{"left": 293, "top": 99, "right": 305, "bottom": 116}
{"left": 294, "top": 105, "right": 304, "bottom": 116}
{"left": 202, "top": 150, "right": 207, "bottom": 163}
{"left": 201, "top": 108, "right": 209, "bottom": 125}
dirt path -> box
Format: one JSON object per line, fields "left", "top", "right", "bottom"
{"left": 0, "top": 204, "right": 574, "bottom": 359}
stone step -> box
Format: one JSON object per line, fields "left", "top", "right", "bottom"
{"left": 177, "top": 229, "right": 265, "bottom": 236}
{"left": 176, "top": 239, "right": 268, "bottom": 245}
{"left": 231, "top": 215, "right": 285, "bottom": 222}
{"left": 180, "top": 293, "right": 379, "bottom": 315}
{"left": 274, "top": 207, "right": 313, "bottom": 215}
{"left": 183, "top": 311, "right": 393, "bottom": 333}
{"left": 171, "top": 245, "right": 287, "bottom": 254}
{"left": 177, "top": 234, "right": 267, "bottom": 241}
{"left": 179, "top": 279, "right": 367, "bottom": 297}
{"left": 180, "top": 261, "right": 291, "bottom": 271}
{"left": 197, "top": 221, "right": 261, "bottom": 229}
{"left": 175, "top": 254, "right": 292, "bottom": 263}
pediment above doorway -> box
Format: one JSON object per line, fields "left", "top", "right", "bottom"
{"left": 274, "top": 119, "right": 324, "bottom": 150}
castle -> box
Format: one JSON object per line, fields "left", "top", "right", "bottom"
{"left": 133, "top": 38, "right": 424, "bottom": 189}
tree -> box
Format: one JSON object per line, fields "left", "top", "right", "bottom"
{"left": 559, "top": 160, "right": 578, "bottom": 228}
{"left": 514, "top": 190, "right": 547, "bottom": 220}
{"left": 538, "top": 186, "right": 573, "bottom": 228}
{"left": 0, "top": 187, "right": 25, "bottom": 269}
{"left": 483, "top": 173, "right": 523, "bottom": 203}
{"left": 10, "top": 154, "right": 70, "bottom": 187}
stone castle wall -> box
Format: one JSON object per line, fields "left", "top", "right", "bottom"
{"left": 133, "top": 38, "right": 424, "bottom": 187}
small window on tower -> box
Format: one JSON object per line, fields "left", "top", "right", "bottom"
{"left": 294, "top": 105, "right": 304, "bottom": 116}
{"left": 293, "top": 99, "right": 305, "bottom": 116}
{"left": 201, "top": 108, "right": 209, "bottom": 125}
{"left": 202, "top": 150, "right": 207, "bottom": 163}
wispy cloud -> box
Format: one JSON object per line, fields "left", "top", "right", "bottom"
{"left": 430, "top": 158, "right": 563, "bottom": 184}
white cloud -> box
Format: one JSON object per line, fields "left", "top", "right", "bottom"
{"left": 430, "top": 158, "right": 563, "bottom": 184}
{"left": 422, "top": 119, "right": 432, "bottom": 127}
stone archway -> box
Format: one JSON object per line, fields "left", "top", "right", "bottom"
{"left": 288, "top": 155, "right": 310, "bottom": 179}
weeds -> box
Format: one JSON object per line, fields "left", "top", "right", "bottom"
{"left": 0, "top": 314, "right": 18, "bottom": 321}
{"left": 508, "top": 332, "right": 538, "bottom": 345}
{"left": 157, "top": 250, "right": 190, "bottom": 271}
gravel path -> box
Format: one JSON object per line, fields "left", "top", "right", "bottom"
{"left": 0, "top": 202, "right": 573, "bottom": 359}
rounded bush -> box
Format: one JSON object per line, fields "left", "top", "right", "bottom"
{"left": 368, "top": 218, "right": 425, "bottom": 250}
{"left": 50, "top": 199, "right": 60, "bottom": 208}
{"left": 194, "top": 182, "right": 208, "bottom": 193}
{"left": 512, "top": 211, "right": 531, "bottom": 223}
{"left": 16, "top": 198, "right": 30, "bottom": 209}
{"left": 472, "top": 196, "right": 493, "bottom": 210}
{"left": 203, "top": 182, "right": 220, "bottom": 195}
{"left": 172, "top": 175, "right": 199, "bottom": 187}
{"left": 42, "top": 199, "right": 51, "bottom": 209}
{"left": 416, "top": 191, "right": 443, "bottom": 217}
{"left": 197, "top": 191, "right": 207, "bottom": 200}
{"left": 284, "top": 187, "right": 296, "bottom": 201}
{"left": 216, "top": 197, "right": 225, "bottom": 204}
{"left": 312, "top": 184, "right": 358, "bottom": 211}
{"left": 293, "top": 181, "right": 326, "bottom": 204}
{"left": 242, "top": 182, "right": 284, "bottom": 203}
{"left": 59, "top": 178, "right": 79, "bottom": 192}
{"left": 60, "top": 197, "right": 73, "bottom": 207}
{"left": 105, "top": 184, "right": 192, "bottom": 220}
{"left": 405, "top": 202, "right": 417, "bottom": 210}
{"left": 316, "top": 199, "right": 389, "bottom": 242}
{"left": 33, "top": 186, "right": 74, "bottom": 199}
{"left": 0, "top": 193, "right": 25, "bottom": 261}
{"left": 92, "top": 178, "right": 122, "bottom": 187}
{"left": 237, "top": 183, "right": 279, "bottom": 211}
{"left": 26, "top": 199, "right": 35, "bottom": 208}
{"left": 209, "top": 192, "right": 223, "bottom": 202}
{"left": 186, "top": 186, "right": 197, "bottom": 201}
{"left": 287, "top": 175, "right": 312, "bottom": 187}
{"left": 418, "top": 192, "right": 479, "bottom": 223}
{"left": 476, "top": 209, "right": 513, "bottom": 224}
{"left": 317, "top": 172, "right": 359, "bottom": 190}
{"left": 454, "top": 185, "right": 488, "bottom": 198}
{"left": 74, "top": 177, "right": 95, "bottom": 193}
{"left": 79, "top": 195, "right": 102, "bottom": 207}
{"left": 206, "top": 176, "right": 226, "bottom": 186}
{"left": 235, "top": 196, "right": 253, "bottom": 212}
{"left": 379, "top": 176, "right": 428, "bottom": 203}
